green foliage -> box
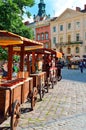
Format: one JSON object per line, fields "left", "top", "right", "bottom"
{"left": 0, "top": 0, "right": 35, "bottom": 39}
{"left": 0, "top": 46, "right": 8, "bottom": 60}
{"left": 13, "top": 55, "right": 20, "bottom": 62}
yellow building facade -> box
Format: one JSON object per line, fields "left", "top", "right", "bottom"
{"left": 50, "top": 8, "right": 86, "bottom": 61}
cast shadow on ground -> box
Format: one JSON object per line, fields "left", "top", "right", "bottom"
{"left": 0, "top": 127, "right": 10, "bottom": 130}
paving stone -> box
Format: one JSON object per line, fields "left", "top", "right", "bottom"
{"left": 0, "top": 68, "right": 86, "bottom": 130}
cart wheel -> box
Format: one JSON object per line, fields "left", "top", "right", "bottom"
{"left": 10, "top": 100, "right": 20, "bottom": 130}
{"left": 31, "top": 87, "right": 38, "bottom": 110}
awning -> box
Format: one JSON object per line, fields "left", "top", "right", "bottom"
{"left": 56, "top": 52, "right": 62, "bottom": 58}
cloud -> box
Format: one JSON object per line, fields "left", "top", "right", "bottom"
{"left": 47, "top": 0, "right": 74, "bottom": 16}
{"left": 46, "top": 0, "right": 86, "bottom": 17}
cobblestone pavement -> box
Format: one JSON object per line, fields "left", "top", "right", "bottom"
{"left": 0, "top": 68, "right": 86, "bottom": 130}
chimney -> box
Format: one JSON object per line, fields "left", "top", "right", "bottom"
{"left": 76, "top": 7, "right": 81, "bottom": 12}
{"left": 84, "top": 4, "right": 86, "bottom": 10}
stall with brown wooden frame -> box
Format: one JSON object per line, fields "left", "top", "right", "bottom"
{"left": 28, "top": 48, "right": 57, "bottom": 91}
{"left": 26, "top": 48, "right": 57, "bottom": 95}
{"left": 13, "top": 46, "right": 46, "bottom": 101}
{"left": 0, "top": 30, "right": 43, "bottom": 130}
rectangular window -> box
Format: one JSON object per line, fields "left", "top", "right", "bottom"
{"left": 45, "top": 33, "right": 48, "bottom": 40}
{"left": 37, "top": 34, "right": 40, "bottom": 41}
{"left": 41, "top": 33, "right": 44, "bottom": 40}
{"left": 60, "top": 37, "right": 63, "bottom": 43}
{"left": 76, "top": 22, "right": 80, "bottom": 28}
{"left": 53, "top": 26, "right": 56, "bottom": 32}
{"left": 68, "top": 35, "right": 71, "bottom": 43}
{"left": 76, "top": 33, "right": 80, "bottom": 41}
{"left": 53, "top": 37, "right": 56, "bottom": 44}
{"left": 68, "top": 23, "right": 71, "bottom": 30}
{"left": 60, "top": 25, "right": 63, "bottom": 31}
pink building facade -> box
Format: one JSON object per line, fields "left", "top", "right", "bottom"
{"left": 36, "top": 21, "right": 51, "bottom": 48}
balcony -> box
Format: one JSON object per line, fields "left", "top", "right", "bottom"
{"left": 66, "top": 40, "right": 83, "bottom": 45}
{"left": 55, "top": 40, "right": 83, "bottom": 47}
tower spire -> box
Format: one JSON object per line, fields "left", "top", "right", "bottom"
{"left": 33, "top": 0, "right": 50, "bottom": 22}
{"left": 38, "top": 0, "right": 46, "bottom": 17}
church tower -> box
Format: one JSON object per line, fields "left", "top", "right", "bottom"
{"left": 37, "top": 0, "right": 46, "bottom": 17}
{"left": 34, "top": 0, "right": 50, "bottom": 22}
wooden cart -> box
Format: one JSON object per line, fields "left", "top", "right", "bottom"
{"left": 30, "top": 71, "right": 46, "bottom": 101}
{"left": 34, "top": 48, "right": 57, "bottom": 90}
{"left": 0, "top": 31, "right": 43, "bottom": 129}
{"left": 0, "top": 77, "right": 35, "bottom": 130}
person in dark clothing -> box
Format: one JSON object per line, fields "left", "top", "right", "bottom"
{"left": 56, "top": 59, "right": 62, "bottom": 81}
{"left": 79, "top": 60, "right": 84, "bottom": 73}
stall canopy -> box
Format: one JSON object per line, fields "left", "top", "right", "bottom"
{"left": 0, "top": 30, "right": 23, "bottom": 46}
{"left": 0, "top": 30, "right": 43, "bottom": 80}
{"left": 56, "top": 52, "right": 62, "bottom": 58}
{"left": 0, "top": 30, "right": 43, "bottom": 47}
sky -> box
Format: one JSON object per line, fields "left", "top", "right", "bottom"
{"left": 23, "top": 0, "right": 86, "bottom": 22}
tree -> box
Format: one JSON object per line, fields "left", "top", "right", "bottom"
{"left": 0, "top": 0, "right": 35, "bottom": 39}
{"left": 0, "top": 47, "right": 8, "bottom": 60}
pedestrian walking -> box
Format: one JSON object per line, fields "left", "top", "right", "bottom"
{"left": 56, "top": 58, "right": 62, "bottom": 81}
{"left": 79, "top": 60, "right": 84, "bottom": 73}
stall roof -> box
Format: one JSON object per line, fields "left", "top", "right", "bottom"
{"left": 0, "top": 30, "right": 23, "bottom": 46}
{"left": 22, "top": 37, "right": 43, "bottom": 47}
{"left": 0, "top": 30, "right": 43, "bottom": 47}
{"left": 35, "top": 48, "right": 56, "bottom": 55}
{"left": 13, "top": 47, "right": 56, "bottom": 55}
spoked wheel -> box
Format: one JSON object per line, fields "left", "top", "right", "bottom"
{"left": 10, "top": 100, "right": 20, "bottom": 130}
{"left": 31, "top": 87, "right": 38, "bottom": 110}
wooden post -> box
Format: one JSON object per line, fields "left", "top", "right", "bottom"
{"left": 20, "top": 45, "right": 24, "bottom": 71}
{"left": 8, "top": 45, "right": 13, "bottom": 80}
{"left": 32, "top": 52, "right": 35, "bottom": 73}
{"left": 26, "top": 53, "right": 30, "bottom": 76}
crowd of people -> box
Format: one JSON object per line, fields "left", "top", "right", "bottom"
{"left": 67, "top": 59, "right": 86, "bottom": 73}
{"left": 1, "top": 61, "right": 19, "bottom": 78}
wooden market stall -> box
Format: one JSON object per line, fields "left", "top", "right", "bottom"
{"left": 0, "top": 30, "right": 43, "bottom": 130}
{"left": 28, "top": 48, "right": 57, "bottom": 94}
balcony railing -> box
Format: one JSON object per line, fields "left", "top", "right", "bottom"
{"left": 55, "top": 40, "right": 83, "bottom": 47}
